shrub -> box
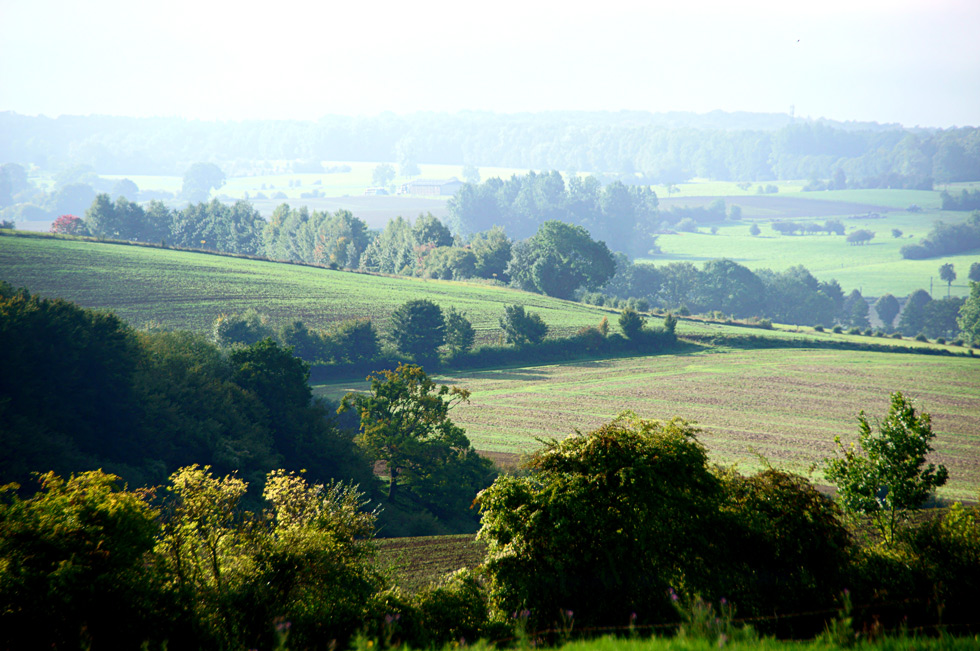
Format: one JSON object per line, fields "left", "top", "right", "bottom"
{"left": 499, "top": 304, "right": 548, "bottom": 346}
{"left": 864, "top": 328, "right": 874, "bottom": 336}
{"left": 618, "top": 307, "right": 646, "bottom": 339}
{"left": 892, "top": 332, "right": 903, "bottom": 339}
{"left": 936, "top": 337, "right": 946, "bottom": 344}
{"left": 717, "top": 468, "right": 851, "bottom": 636}
{"left": 478, "top": 412, "right": 722, "bottom": 630}
{"left": 814, "top": 325, "right": 825, "bottom": 332}
{"left": 847, "top": 327, "right": 861, "bottom": 335}
{"left": 915, "top": 333, "right": 929, "bottom": 342}
{"left": 832, "top": 325, "right": 843, "bottom": 334}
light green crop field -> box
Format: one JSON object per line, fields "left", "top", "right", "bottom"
{"left": 317, "top": 348, "right": 980, "bottom": 499}
{"left": 0, "top": 235, "right": 628, "bottom": 342}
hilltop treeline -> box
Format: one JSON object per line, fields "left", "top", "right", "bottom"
{"left": 2, "top": 111, "right": 979, "bottom": 184}
{"left": 50, "top": 185, "right": 970, "bottom": 337}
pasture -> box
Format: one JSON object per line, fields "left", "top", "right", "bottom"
{"left": 641, "top": 203, "right": 978, "bottom": 297}
{"left": 316, "top": 348, "right": 980, "bottom": 499}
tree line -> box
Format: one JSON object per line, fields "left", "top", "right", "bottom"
{"left": 3, "top": 111, "right": 979, "bottom": 185}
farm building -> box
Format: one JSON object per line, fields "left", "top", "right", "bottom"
{"left": 399, "top": 177, "right": 464, "bottom": 196}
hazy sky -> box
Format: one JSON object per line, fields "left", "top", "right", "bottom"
{"left": 2, "top": 0, "right": 978, "bottom": 127}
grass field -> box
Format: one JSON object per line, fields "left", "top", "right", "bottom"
{"left": 639, "top": 204, "right": 979, "bottom": 297}
{"left": 316, "top": 348, "right": 980, "bottom": 499}
{"left": 0, "top": 234, "right": 631, "bottom": 343}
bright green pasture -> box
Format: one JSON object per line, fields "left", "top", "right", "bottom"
{"left": 0, "top": 235, "right": 620, "bottom": 342}
{"left": 641, "top": 210, "right": 979, "bottom": 297}
{"left": 318, "top": 349, "right": 980, "bottom": 500}
{"left": 651, "top": 179, "right": 808, "bottom": 198}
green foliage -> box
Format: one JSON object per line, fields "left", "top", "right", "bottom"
{"left": 331, "top": 318, "right": 381, "bottom": 364}
{"left": 825, "top": 392, "right": 949, "bottom": 544}
{"left": 181, "top": 162, "right": 225, "bottom": 203}
{"left": 444, "top": 306, "right": 476, "bottom": 355}
{"left": 508, "top": 220, "right": 617, "bottom": 299}
{"left": 874, "top": 294, "right": 900, "bottom": 330}
{"left": 390, "top": 298, "right": 446, "bottom": 360}
{"left": 957, "top": 280, "right": 980, "bottom": 346}
{"left": 499, "top": 304, "right": 549, "bottom": 346}
{"left": 477, "top": 412, "right": 722, "bottom": 629}
{"left": 158, "top": 465, "right": 382, "bottom": 649}
{"left": 0, "top": 471, "right": 163, "bottom": 649}
{"left": 663, "top": 311, "right": 678, "bottom": 334}
{"left": 897, "top": 288, "right": 933, "bottom": 336}
{"left": 339, "top": 364, "right": 472, "bottom": 503}
{"left": 716, "top": 468, "right": 851, "bottom": 631}
{"left": 618, "top": 307, "right": 646, "bottom": 339}
{"left": 0, "top": 284, "right": 146, "bottom": 486}
{"left": 211, "top": 308, "right": 274, "bottom": 347}
{"left": 906, "top": 502, "right": 980, "bottom": 628}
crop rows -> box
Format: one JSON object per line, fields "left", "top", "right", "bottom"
{"left": 406, "top": 349, "right": 980, "bottom": 498}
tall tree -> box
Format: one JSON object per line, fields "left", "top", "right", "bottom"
{"left": 390, "top": 299, "right": 445, "bottom": 361}
{"left": 180, "top": 163, "right": 225, "bottom": 203}
{"left": 339, "top": 364, "right": 470, "bottom": 501}
{"left": 507, "top": 221, "right": 616, "bottom": 300}
{"left": 874, "top": 294, "right": 900, "bottom": 330}
{"left": 957, "top": 281, "right": 980, "bottom": 346}
{"left": 939, "top": 263, "right": 956, "bottom": 297}
{"left": 825, "top": 392, "right": 948, "bottom": 544}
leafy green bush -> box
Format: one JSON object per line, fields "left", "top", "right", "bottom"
{"left": 833, "top": 325, "right": 843, "bottom": 333}
{"left": 478, "top": 412, "right": 722, "bottom": 630}
{"left": 0, "top": 471, "right": 166, "bottom": 650}
{"left": 915, "top": 333, "right": 929, "bottom": 342}
{"left": 716, "top": 468, "right": 851, "bottom": 636}
{"left": 814, "top": 325, "right": 825, "bottom": 332}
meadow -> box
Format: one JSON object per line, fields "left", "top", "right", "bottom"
{"left": 641, "top": 202, "right": 978, "bottom": 297}
{"left": 316, "top": 348, "right": 980, "bottom": 499}
{"left": 0, "top": 234, "right": 627, "bottom": 343}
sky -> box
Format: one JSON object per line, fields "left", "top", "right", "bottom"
{"left": 1, "top": 0, "right": 978, "bottom": 128}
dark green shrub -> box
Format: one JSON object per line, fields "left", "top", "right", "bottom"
{"left": 619, "top": 307, "right": 646, "bottom": 339}
{"left": 915, "top": 333, "right": 929, "bottom": 342}
{"left": 478, "top": 413, "right": 722, "bottom": 630}
{"left": 847, "top": 327, "right": 861, "bottom": 335}
{"left": 499, "top": 304, "right": 548, "bottom": 346}
{"left": 814, "top": 325, "right": 825, "bottom": 332}
{"left": 832, "top": 325, "right": 843, "bottom": 333}
{"left": 936, "top": 337, "right": 946, "bottom": 344}
{"left": 717, "top": 468, "right": 851, "bottom": 636}
{"left": 864, "top": 328, "right": 874, "bottom": 336}
{"left": 906, "top": 503, "right": 980, "bottom": 630}
{"left": 892, "top": 332, "right": 903, "bottom": 339}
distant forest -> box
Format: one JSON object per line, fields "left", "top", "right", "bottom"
{"left": 2, "top": 111, "right": 979, "bottom": 184}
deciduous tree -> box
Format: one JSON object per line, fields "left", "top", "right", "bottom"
{"left": 825, "top": 392, "right": 948, "bottom": 544}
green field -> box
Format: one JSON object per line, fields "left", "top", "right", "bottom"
{"left": 5, "top": 233, "right": 969, "bottom": 354}
{"left": 0, "top": 234, "right": 629, "bottom": 343}
{"left": 316, "top": 348, "right": 980, "bottom": 499}
{"left": 641, "top": 204, "right": 979, "bottom": 297}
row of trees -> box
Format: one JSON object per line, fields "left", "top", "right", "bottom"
{"left": 5, "top": 112, "right": 979, "bottom": 185}
{"left": 447, "top": 171, "right": 660, "bottom": 255}
{"left": 900, "top": 210, "right": 980, "bottom": 259}
{"left": 52, "top": 194, "right": 267, "bottom": 254}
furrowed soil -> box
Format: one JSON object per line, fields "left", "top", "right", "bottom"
{"left": 322, "top": 348, "right": 980, "bottom": 499}
{"left": 376, "top": 534, "right": 485, "bottom": 592}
